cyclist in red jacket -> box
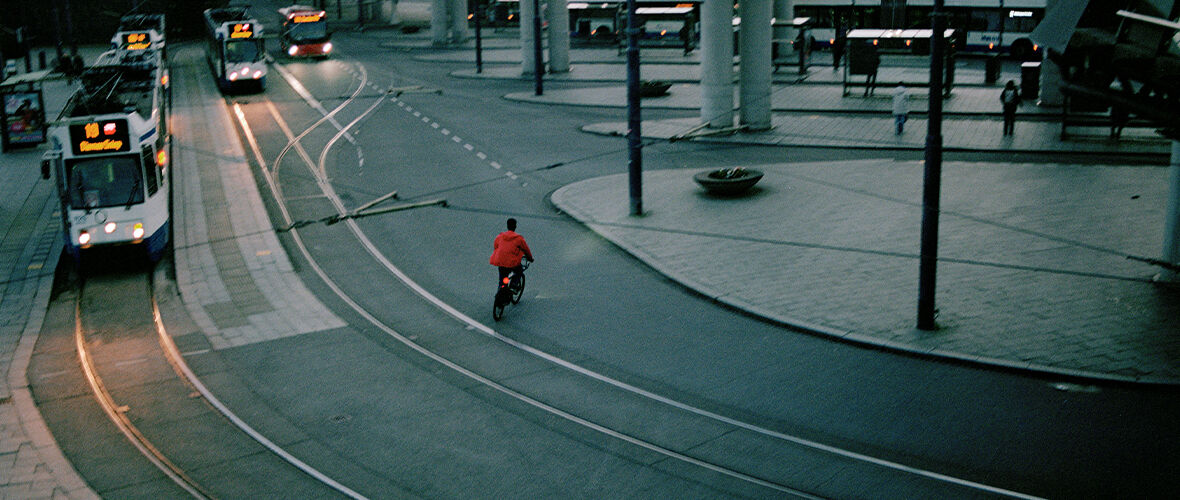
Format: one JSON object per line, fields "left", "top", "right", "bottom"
{"left": 490, "top": 218, "right": 534, "bottom": 281}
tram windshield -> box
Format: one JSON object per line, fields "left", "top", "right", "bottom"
{"left": 226, "top": 39, "right": 264, "bottom": 62}
{"left": 286, "top": 19, "right": 327, "bottom": 41}
{"left": 67, "top": 155, "right": 144, "bottom": 209}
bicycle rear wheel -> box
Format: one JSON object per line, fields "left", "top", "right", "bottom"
{"left": 510, "top": 274, "right": 526, "bottom": 304}
{"left": 493, "top": 299, "right": 505, "bottom": 321}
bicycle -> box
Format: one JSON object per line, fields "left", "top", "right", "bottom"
{"left": 492, "top": 259, "right": 530, "bottom": 321}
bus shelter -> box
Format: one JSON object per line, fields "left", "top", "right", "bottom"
{"left": 772, "top": 17, "right": 813, "bottom": 74}
{"left": 1, "top": 71, "right": 49, "bottom": 152}
{"left": 843, "top": 28, "right": 956, "bottom": 97}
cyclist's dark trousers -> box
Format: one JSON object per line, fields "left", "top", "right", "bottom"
{"left": 498, "top": 265, "right": 523, "bottom": 282}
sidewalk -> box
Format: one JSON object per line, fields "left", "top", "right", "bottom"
{"left": 473, "top": 49, "right": 1180, "bottom": 383}
{"left": 1, "top": 72, "right": 98, "bottom": 498}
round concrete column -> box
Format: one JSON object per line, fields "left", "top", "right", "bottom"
{"left": 431, "top": 0, "right": 450, "bottom": 44}
{"left": 548, "top": 0, "right": 571, "bottom": 72}
{"left": 450, "top": 0, "right": 471, "bottom": 41}
{"left": 700, "top": 0, "right": 734, "bottom": 128}
{"left": 520, "top": 0, "right": 538, "bottom": 74}
{"left": 739, "top": 0, "right": 773, "bottom": 130}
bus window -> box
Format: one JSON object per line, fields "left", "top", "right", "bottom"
{"left": 68, "top": 156, "right": 143, "bottom": 208}
{"left": 286, "top": 18, "right": 327, "bottom": 41}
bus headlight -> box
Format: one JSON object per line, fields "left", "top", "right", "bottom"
{"left": 78, "top": 231, "right": 91, "bottom": 245}
{"left": 132, "top": 223, "right": 145, "bottom": 239}
{"left": 288, "top": 45, "right": 299, "bottom": 56}
{"left": 229, "top": 71, "right": 239, "bottom": 81}
{"left": 104, "top": 222, "right": 117, "bottom": 234}
{"left": 322, "top": 42, "right": 332, "bottom": 53}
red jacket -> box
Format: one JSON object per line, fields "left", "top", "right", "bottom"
{"left": 490, "top": 231, "right": 533, "bottom": 267}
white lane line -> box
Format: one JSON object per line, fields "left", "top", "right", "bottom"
{"left": 260, "top": 59, "right": 1035, "bottom": 500}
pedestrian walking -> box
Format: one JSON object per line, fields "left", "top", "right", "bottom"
{"left": 832, "top": 22, "right": 846, "bottom": 71}
{"left": 892, "top": 85, "right": 910, "bottom": 134}
{"left": 680, "top": 14, "right": 695, "bottom": 55}
{"left": 863, "top": 47, "right": 879, "bottom": 97}
{"left": 1000, "top": 80, "right": 1021, "bottom": 135}
{"left": 1110, "top": 105, "right": 1128, "bottom": 139}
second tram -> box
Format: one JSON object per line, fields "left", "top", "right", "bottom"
{"left": 204, "top": 7, "right": 268, "bottom": 92}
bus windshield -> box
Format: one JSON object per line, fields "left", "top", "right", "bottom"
{"left": 287, "top": 19, "right": 327, "bottom": 41}
{"left": 68, "top": 155, "right": 144, "bottom": 209}
{"left": 226, "top": 39, "right": 263, "bottom": 62}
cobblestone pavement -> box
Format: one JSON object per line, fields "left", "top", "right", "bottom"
{"left": 552, "top": 161, "right": 1180, "bottom": 383}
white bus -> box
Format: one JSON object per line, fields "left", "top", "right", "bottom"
{"left": 793, "top": 0, "right": 1046, "bottom": 58}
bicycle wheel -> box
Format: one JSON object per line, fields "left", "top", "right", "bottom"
{"left": 511, "top": 274, "right": 526, "bottom": 304}
{"left": 493, "top": 297, "right": 505, "bottom": 321}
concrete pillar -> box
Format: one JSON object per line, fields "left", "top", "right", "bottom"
{"left": 1163, "top": 140, "right": 1180, "bottom": 281}
{"left": 431, "top": 0, "right": 449, "bottom": 44}
{"left": 773, "top": 0, "right": 795, "bottom": 59}
{"left": 547, "top": 0, "right": 571, "bottom": 72}
{"left": 381, "top": 0, "right": 401, "bottom": 25}
{"left": 450, "top": 0, "right": 470, "bottom": 41}
{"left": 739, "top": 0, "right": 773, "bottom": 130}
{"left": 520, "top": 0, "right": 538, "bottom": 74}
{"left": 700, "top": 0, "right": 734, "bottom": 128}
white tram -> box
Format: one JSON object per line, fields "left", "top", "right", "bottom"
{"left": 204, "top": 7, "right": 268, "bottom": 92}
{"left": 41, "top": 17, "right": 171, "bottom": 262}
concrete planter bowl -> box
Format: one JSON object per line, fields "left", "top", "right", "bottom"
{"left": 693, "top": 168, "right": 764, "bottom": 196}
{"left": 640, "top": 80, "right": 672, "bottom": 97}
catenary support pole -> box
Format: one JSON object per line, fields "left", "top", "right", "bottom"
{"left": 533, "top": 0, "right": 544, "bottom": 94}
{"left": 626, "top": 0, "right": 642, "bottom": 216}
{"left": 918, "top": 0, "right": 946, "bottom": 330}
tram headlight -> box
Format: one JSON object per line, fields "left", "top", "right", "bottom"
{"left": 78, "top": 231, "right": 91, "bottom": 245}
{"left": 288, "top": 45, "right": 299, "bottom": 56}
{"left": 253, "top": 70, "right": 263, "bottom": 79}
{"left": 229, "top": 71, "right": 239, "bottom": 81}
{"left": 132, "top": 223, "right": 145, "bottom": 240}
{"left": 104, "top": 222, "right": 117, "bottom": 234}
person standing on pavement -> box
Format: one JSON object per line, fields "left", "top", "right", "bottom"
{"left": 832, "top": 22, "right": 846, "bottom": 71}
{"left": 892, "top": 84, "right": 910, "bottom": 134}
{"left": 1000, "top": 80, "right": 1021, "bottom": 136}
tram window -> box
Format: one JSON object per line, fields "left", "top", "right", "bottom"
{"left": 226, "top": 40, "right": 262, "bottom": 62}
{"left": 67, "top": 156, "right": 144, "bottom": 208}
{"left": 141, "top": 146, "right": 159, "bottom": 196}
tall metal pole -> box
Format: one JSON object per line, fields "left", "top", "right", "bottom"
{"left": 475, "top": 0, "right": 483, "bottom": 73}
{"left": 532, "top": 0, "right": 543, "bottom": 95}
{"left": 917, "top": 0, "right": 946, "bottom": 330}
{"left": 625, "top": 0, "right": 642, "bottom": 216}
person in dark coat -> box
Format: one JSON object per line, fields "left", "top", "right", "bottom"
{"left": 1000, "top": 80, "right": 1021, "bottom": 135}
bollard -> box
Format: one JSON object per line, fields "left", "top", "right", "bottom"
{"left": 39, "top": 51, "right": 46, "bottom": 70}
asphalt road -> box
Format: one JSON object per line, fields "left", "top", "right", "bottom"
{"left": 30, "top": 1, "right": 1180, "bottom": 497}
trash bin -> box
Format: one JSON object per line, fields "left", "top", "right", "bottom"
{"left": 985, "top": 54, "right": 1001, "bottom": 84}
{"left": 1021, "top": 61, "right": 1040, "bottom": 100}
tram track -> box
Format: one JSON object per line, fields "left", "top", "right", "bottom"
{"left": 66, "top": 263, "right": 364, "bottom": 499}
{"left": 240, "top": 57, "right": 1045, "bottom": 498}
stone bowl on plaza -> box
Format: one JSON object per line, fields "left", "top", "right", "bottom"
{"left": 693, "top": 167, "right": 764, "bottom": 196}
